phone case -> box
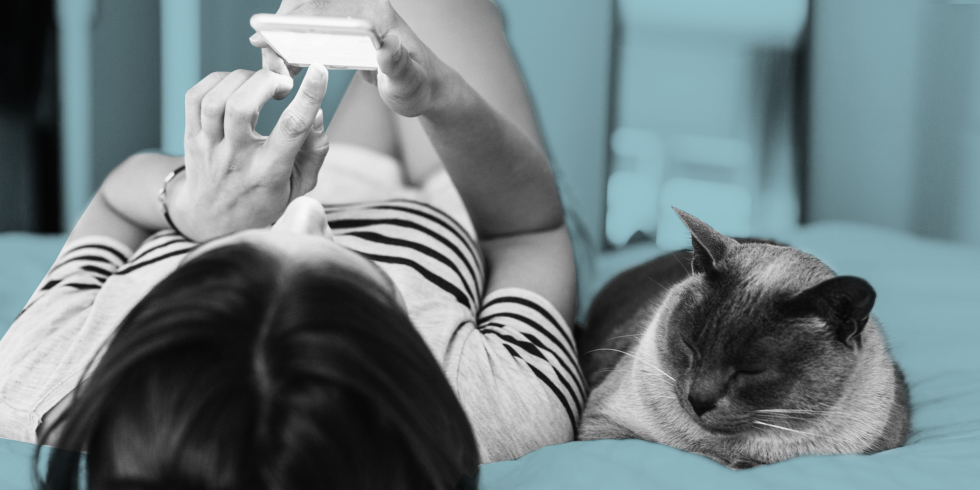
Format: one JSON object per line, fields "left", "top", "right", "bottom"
{"left": 250, "top": 14, "right": 381, "bottom": 70}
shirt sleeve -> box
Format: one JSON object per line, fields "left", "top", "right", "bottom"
{"left": 0, "top": 235, "right": 132, "bottom": 443}
{"left": 449, "top": 287, "right": 585, "bottom": 464}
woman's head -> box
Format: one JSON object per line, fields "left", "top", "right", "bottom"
{"left": 38, "top": 201, "right": 479, "bottom": 490}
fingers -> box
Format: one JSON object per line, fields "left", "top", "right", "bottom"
{"left": 254, "top": 31, "right": 302, "bottom": 95}
{"left": 185, "top": 72, "right": 231, "bottom": 137}
{"left": 261, "top": 45, "right": 303, "bottom": 88}
{"left": 377, "top": 33, "right": 423, "bottom": 88}
{"left": 267, "top": 64, "right": 329, "bottom": 160}
{"left": 249, "top": 32, "right": 269, "bottom": 48}
{"left": 261, "top": 48, "right": 297, "bottom": 100}
{"left": 223, "top": 70, "right": 294, "bottom": 142}
{"left": 261, "top": 47, "right": 293, "bottom": 79}
{"left": 199, "top": 69, "right": 254, "bottom": 141}
{"left": 291, "top": 108, "right": 330, "bottom": 197}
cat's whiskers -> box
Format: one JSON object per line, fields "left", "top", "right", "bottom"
{"left": 756, "top": 410, "right": 863, "bottom": 425}
{"left": 756, "top": 409, "right": 846, "bottom": 414}
{"left": 753, "top": 420, "right": 814, "bottom": 437}
{"left": 755, "top": 413, "right": 811, "bottom": 424}
{"left": 585, "top": 348, "right": 676, "bottom": 382}
{"left": 754, "top": 412, "right": 811, "bottom": 421}
{"left": 601, "top": 334, "right": 645, "bottom": 343}
{"left": 669, "top": 252, "right": 689, "bottom": 272}
{"left": 645, "top": 276, "right": 670, "bottom": 290}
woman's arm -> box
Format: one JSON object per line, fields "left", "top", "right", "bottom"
{"left": 325, "top": 0, "right": 546, "bottom": 187}
{"left": 408, "top": 50, "right": 577, "bottom": 322}
{"left": 63, "top": 68, "right": 331, "bottom": 252}
{"left": 64, "top": 153, "right": 185, "bottom": 252}
{"left": 376, "top": 11, "right": 576, "bottom": 322}
{"left": 261, "top": 0, "right": 576, "bottom": 322}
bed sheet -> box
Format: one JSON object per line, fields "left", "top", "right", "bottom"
{"left": 1, "top": 223, "right": 978, "bottom": 489}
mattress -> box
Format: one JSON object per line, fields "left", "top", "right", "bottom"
{"left": 1, "top": 222, "right": 978, "bottom": 489}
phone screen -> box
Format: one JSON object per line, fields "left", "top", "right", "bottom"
{"left": 261, "top": 30, "right": 379, "bottom": 71}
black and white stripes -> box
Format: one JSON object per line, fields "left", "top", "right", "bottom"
{"left": 326, "top": 200, "right": 485, "bottom": 314}
{"left": 479, "top": 294, "right": 585, "bottom": 432}
{"left": 325, "top": 200, "right": 583, "bottom": 433}
{"left": 21, "top": 238, "right": 132, "bottom": 316}
{"left": 4, "top": 200, "right": 583, "bottom": 457}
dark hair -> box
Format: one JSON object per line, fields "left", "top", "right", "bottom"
{"left": 36, "top": 243, "right": 480, "bottom": 490}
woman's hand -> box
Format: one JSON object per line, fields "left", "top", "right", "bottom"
{"left": 251, "top": 0, "right": 452, "bottom": 118}
{"left": 167, "top": 66, "right": 331, "bottom": 242}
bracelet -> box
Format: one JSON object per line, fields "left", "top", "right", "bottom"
{"left": 157, "top": 165, "right": 188, "bottom": 239}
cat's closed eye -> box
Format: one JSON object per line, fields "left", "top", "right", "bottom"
{"left": 680, "top": 338, "right": 699, "bottom": 357}
{"left": 679, "top": 339, "right": 700, "bottom": 366}
{"left": 734, "top": 366, "right": 767, "bottom": 376}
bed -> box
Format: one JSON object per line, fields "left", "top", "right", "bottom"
{"left": 4, "top": 0, "right": 980, "bottom": 486}
{"left": 2, "top": 221, "right": 979, "bottom": 488}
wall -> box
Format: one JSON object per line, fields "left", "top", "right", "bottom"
{"left": 90, "top": 0, "right": 161, "bottom": 185}
{"left": 808, "top": 0, "right": 980, "bottom": 246}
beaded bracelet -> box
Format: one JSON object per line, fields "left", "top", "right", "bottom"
{"left": 157, "top": 165, "right": 188, "bottom": 239}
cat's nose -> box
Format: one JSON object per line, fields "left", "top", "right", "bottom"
{"left": 688, "top": 373, "right": 726, "bottom": 417}
{"left": 688, "top": 393, "right": 717, "bottom": 417}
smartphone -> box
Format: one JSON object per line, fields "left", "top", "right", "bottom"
{"left": 249, "top": 14, "right": 381, "bottom": 71}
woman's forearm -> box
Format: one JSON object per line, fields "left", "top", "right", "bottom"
{"left": 65, "top": 190, "right": 151, "bottom": 251}
{"left": 65, "top": 153, "right": 185, "bottom": 250}
{"left": 420, "top": 66, "right": 564, "bottom": 239}
{"left": 101, "top": 152, "right": 185, "bottom": 232}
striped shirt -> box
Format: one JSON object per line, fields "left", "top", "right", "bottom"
{"left": 0, "top": 199, "right": 582, "bottom": 463}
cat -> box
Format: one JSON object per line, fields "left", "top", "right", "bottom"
{"left": 577, "top": 208, "right": 910, "bottom": 469}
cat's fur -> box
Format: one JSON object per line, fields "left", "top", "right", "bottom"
{"left": 577, "top": 209, "right": 910, "bottom": 469}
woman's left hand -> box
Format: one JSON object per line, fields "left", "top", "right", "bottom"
{"left": 251, "top": 0, "right": 450, "bottom": 118}
{"left": 167, "top": 66, "right": 331, "bottom": 242}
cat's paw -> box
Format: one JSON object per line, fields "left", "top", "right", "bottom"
{"left": 726, "top": 457, "right": 764, "bottom": 470}
{"left": 701, "top": 452, "right": 764, "bottom": 470}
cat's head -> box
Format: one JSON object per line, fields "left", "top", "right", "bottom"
{"left": 658, "top": 209, "right": 876, "bottom": 436}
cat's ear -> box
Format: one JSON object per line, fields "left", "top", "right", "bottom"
{"left": 782, "top": 276, "right": 876, "bottom": 349}
{"left": 673, "top": 208, "right": 738, "bottom": 277}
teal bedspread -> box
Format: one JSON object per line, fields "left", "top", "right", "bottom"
{"left": 2, "top": 223, "right": 979, "bottom": 489}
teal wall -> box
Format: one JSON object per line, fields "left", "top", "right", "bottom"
{"left": 90, "top": 0, "right": 161, "bottom": 187}
{"left": 808, "top": 0, "right": 980, "bottom": 245}
{"left": 36, "top": 0, "right": 980, "bottom": 248}
{"left": 0, "top": 113, "right": 37, "bottom": 231}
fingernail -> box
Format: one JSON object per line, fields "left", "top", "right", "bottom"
{"left": 249, "top": 33, "right": 261, "bottom": 44}
{"left": 308, "top": 64, "right": 326, "bottom": 82}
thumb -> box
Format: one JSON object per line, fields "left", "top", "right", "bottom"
{"left": 267, "top": 64, "right": 328, "bottom": 161}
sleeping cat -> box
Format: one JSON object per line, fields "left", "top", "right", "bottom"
{"left": 578, "top": 209, "right": 910, "bottom": 469}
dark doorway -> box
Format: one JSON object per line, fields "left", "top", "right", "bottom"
{"left": 0, "top": 0, "right": 60, "bottom": 232}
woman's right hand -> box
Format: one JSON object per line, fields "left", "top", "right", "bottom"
{"left": 167, "top": 66, "right": 331, "bottom": 242}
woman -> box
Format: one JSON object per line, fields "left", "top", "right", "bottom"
{"left": 0, "top": 0, "right": 581, "bottom": 488}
